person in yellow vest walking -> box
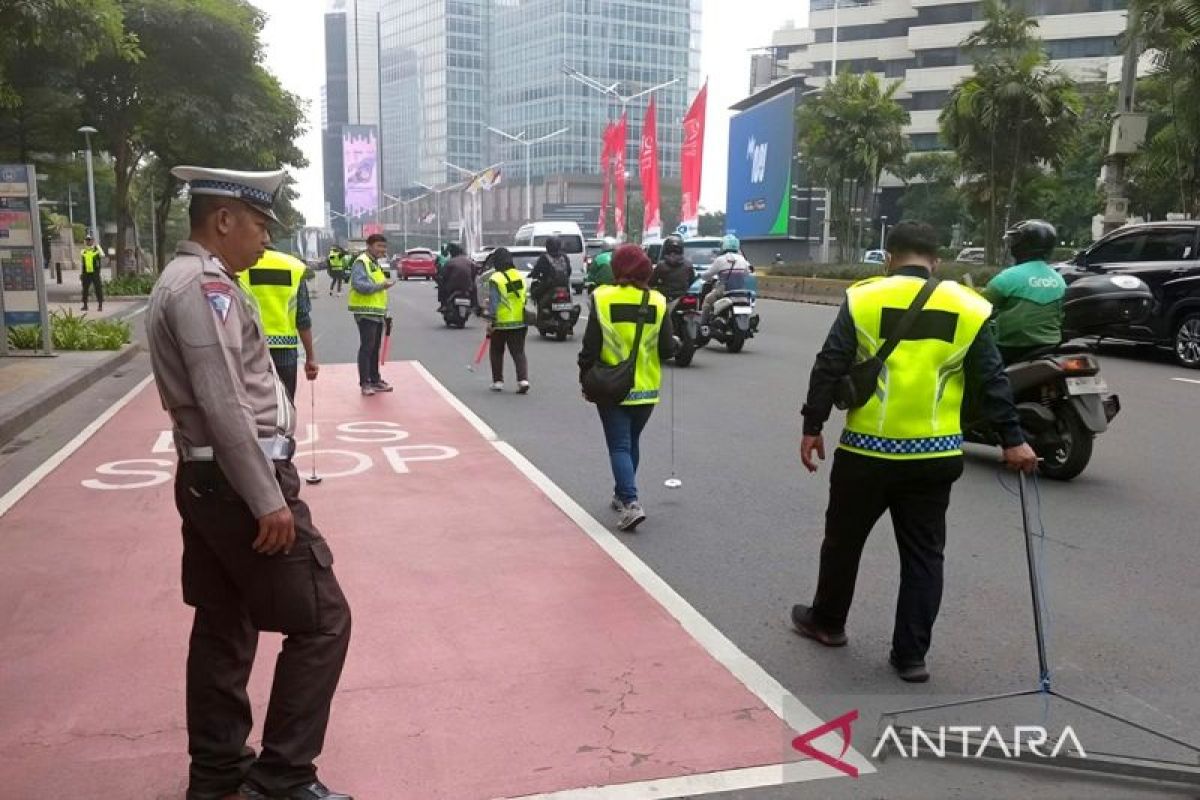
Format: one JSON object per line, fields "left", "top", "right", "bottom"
{"left": 485, "top": 247, "right": 531, "bottom": 393}
{"left": 793, "top": 221, "right": 1037, "bottom": 683}
{"left": 577, "top": 245, "right": 677, "bottom": 531}
{"left": 80, "top": 233, "right": 105, "bottom": 312}
{"left": 347, "top": 234, "right": 394, "bottom": 396}
{"left": 239, "top": 247, "right": 318, "bottom": 401}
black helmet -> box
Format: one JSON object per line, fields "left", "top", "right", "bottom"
{"left": 446, "top": 242, "right": 464, "bottom": 257}
{"left": 1005, "top": 219, "right": 1057, "bottom": 263}
{"left": 545, "top": 236, "right": 562, "bottom": 255}
{"left": 662, "top": 234, "right": 684, "bottom": 257}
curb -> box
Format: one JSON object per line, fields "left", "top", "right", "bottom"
{"left": 757, "top": 276, "right": 850, "bottom": 306}
{"left": 0, "top": 342, "right": 143, "bottom": 447}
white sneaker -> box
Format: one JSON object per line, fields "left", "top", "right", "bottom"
{"left": 490, "top": 381, "right": 504, "bottom": 392}
{"left": 610, "top": 495, "right": 626, "bottom": 512}
{"left": 617, "top": 501, "right": 646, "bottom": 531}
{"left": 517, "top": 380, "right": 530, "bottom": 394}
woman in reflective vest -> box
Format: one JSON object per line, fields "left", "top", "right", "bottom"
{"left": 238, "top": 248, "right": 315, "bottom": 401}
{"left": 486, "top": 247, "right": 531, "bottom": 393}
{"left": 577, "top": 244, "right": 677, "bottom": 532}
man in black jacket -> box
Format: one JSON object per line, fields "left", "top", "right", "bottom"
{"left": 436, "top": 242, "right": 478, "bottom": 311}
{"left": 649, "top": 234, "right": 695, "bottom": 301}
{"left": 529, "top": 236, "right": 571, "bottom": 307}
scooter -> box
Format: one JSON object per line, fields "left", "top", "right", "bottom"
{"left": 669, "top": 288, "right": 703, "bottom": 367}
{"left": 441, "top": 291, "right": 473, "bottom": 329}
{"left": 535, "top": 285, "right": 581, "bottom": 341}
{"left": 694, "top": 278, "right": 760, "bottom": 353}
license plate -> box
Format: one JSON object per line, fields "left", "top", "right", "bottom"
{"left": 732, "top": 306, "right": 753, "bottom": 315}
{"left": 454, "top": 298, "right": 471, "bottom": 306}
{"left": 1066, "top": 376, "right": 1107, "bottom": 395}
{"left": 551, "top": 302, "right": 573, "bottom": 311}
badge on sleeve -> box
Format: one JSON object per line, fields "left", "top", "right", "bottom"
{"left": 201, "top": 281, "right": 234, "bottom": 323}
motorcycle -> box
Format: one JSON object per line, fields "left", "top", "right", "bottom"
{"left": 441, "top": 291, "right": 473, "bottom": 329}
{"left": 963, "top": 272, "right": 1152, "bottom": 481}
{"left": 694, "top": 276, "right": 760, "bottom": 353}
{"left": 668, "top": 287, "right": 703, "bottom": 366}
{"left": 535, "top": 285, "right": 581, "bottom": 341}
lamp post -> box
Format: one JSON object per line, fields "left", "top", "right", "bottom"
{"left": 819, "top": 0, "right": 841, "bottom": 264}
{"left": 484, "top": 126, "right": 568, "bottom": 221}
{"left": 383, "top": 191, "right": 430, "bottom": 251}
{"left": 77, "top": 125, "right": 99, "bottom": 242}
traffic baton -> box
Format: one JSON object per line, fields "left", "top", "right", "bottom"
{"left": 467, "top": 330, "right": 490, "bottom": 372}
{"left": 380, "top": 316, "right": 393, "bottom": 367}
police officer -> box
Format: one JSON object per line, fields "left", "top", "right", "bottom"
{"left": 147, "top": 166, "right": 352, "bottom": 800}
{"left": 239, "top": 247, "right": 318, "bottom": 401}
{"left": 326, "top": 247, "right": 347, "bottom": 297}
{"left": 793, "top": 221, "right": 1037, "bottom": 684}
{"left": 485, "top": 247, "right": 530, "bottom": 393}
{"left": 347, "top": 234, "right": 394, "bottom": 396}
{"left": 80, "top": 233, "right": 105, "bottom": 311}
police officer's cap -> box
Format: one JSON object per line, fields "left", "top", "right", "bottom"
{"left": 171, "top": 165, "right": 286, "bottom": 223}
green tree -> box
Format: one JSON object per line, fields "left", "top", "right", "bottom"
{"left": 894, "top": 152, "right": 971, "bottom": 245}
{"left": 940, "top": 0, "right": 1080, "bottom": 263}
{"left": 797, "top": 71, "right": 909, "bottom": 262}
{"left": 698, "top": 209, "right": 726, "bottom": 236}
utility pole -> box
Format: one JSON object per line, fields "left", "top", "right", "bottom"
{"left": 1102, "top": 9, "right": 1146, "bottom": 235}
{"left": 149, "top": 182, "right": 157, "bottom": 270}
{"left": 819, "top": 0, "right": 840, "bottom": 264}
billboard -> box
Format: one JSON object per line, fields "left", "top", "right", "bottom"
{"left": 725, "top": 89, "right": 796, "bottom": 239}
{"left": 342, "top": 124, "right": 379, "bottom": 219}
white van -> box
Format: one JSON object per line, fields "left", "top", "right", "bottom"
{"left": 514, "top": 221, "right": 586, "bottom": 294}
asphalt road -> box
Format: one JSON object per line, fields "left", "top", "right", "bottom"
{"left": 4, "top": 280, "right": 1197, "bottom": 799}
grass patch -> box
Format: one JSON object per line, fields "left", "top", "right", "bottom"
{"left": 104, "top": 273, "right": 158, "bottom": 296}
{"left": 6, "top": 309, "right": 132, "bottom": 351}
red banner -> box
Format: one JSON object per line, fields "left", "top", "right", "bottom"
{"left": 598, "top": 122, "right": 613, "bottom": 238}
{"left": 639, "top": 98, "right": 662, "bottom": 240}
{"left": 679, "top": 80, "right": 708, "bottom": 238}
{"left": 613, "top": 111, "right": 628, "bottom": 238}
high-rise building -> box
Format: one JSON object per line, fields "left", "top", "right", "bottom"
{"left": 322, "top": 0, "right": 382, "bottom": 240}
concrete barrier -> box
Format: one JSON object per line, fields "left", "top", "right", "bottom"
{"left": 757, "top": 275, "right": 851, "bottom": 306}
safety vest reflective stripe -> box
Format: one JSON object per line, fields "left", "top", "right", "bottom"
{"left": 593, "top": 285, "right": 667, "bottom": 406}
{"left": 841, "top": 275, "right": 992, "bottom": 460}
{"left": 347, "top": 254, "right": 388, "bottom": 316}
{"left": 238, "top": 252, "right": 306, "bottom": 350}
{"left": 490, "top": 268, "right": 527, "bottom": 329}
{"left": 81, "top": 247, "right": 102, "bottom": 272}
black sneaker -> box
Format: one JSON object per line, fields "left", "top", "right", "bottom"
{"left": 789, "top": 604, "right": 848, "bottom": 647}
{"left": 889, "top": 650, "right": 930, "bottom": 683}
{"left": 238, "top": 781, "right": 353, "bottom": 800}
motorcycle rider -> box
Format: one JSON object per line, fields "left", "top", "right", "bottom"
{"left": 529, "top": 235, "right": 571, "bottom": 309}
{"left": 700, "top": 234, "right": 753, "bottom": 327}
{"left": 437, "top": 242, "right": 478, "bottom": 312}
{"left": 983, "top": 219, "right": 1067, "bottom": 364}
{"left": 586, "top": 237, "right": 617, "bottom": 289}
{"left": 649, "top": 233, "right": 696, "bottom": 301}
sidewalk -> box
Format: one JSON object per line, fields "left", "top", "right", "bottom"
{"left": 0, "top": 362, "right": 866, "bottom": 798}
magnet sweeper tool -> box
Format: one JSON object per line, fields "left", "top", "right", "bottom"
{"left": 305, "top": 385, "right": 322, "bottom": 485}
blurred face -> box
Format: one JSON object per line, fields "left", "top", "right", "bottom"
{"left": 212, "top": 202, "right": 270, "bottom": 273}
{"left": 368, "top": 240, "right": 388, "bottom": 260}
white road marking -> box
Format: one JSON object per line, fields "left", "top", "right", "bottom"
{"left": 0, "top": 374, "right": 154, "bottom": 519}
{"left": 415, "top": 366, "right": 873, "bottom": 799}
{"left": 1170, "top": 377, "right": 1200, "bottom": 385}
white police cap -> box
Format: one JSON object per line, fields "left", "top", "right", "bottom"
{"left": 171, "top": 165, "right": 286, "bottom": 223}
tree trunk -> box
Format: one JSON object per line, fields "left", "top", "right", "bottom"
{"left": 113, "top": 139, "right": 134, "bottom": 277}
{"left": 987, "top": 123, "right": 998, "bottom": 265}
{"left": 154, "top": 177, "right": 174, "bottom": 272}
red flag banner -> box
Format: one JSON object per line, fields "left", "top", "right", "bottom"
{"left": 598, "top": 122, "right": 613, "bottom": 238}
{"left": 613, "top": 111, "right": 628, "bottom": 238}
{"left": 639, "top": 98, "right": 662, "bottom": 240}
{"left": 679, "top": 80, "right": 708, "bottom": 238}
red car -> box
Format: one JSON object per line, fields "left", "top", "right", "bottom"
{"left": 397, "top": 248, "right": 437, "bottom": 280}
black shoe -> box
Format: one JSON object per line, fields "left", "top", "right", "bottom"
{"left": 238, "top": 781, "right": 353, "bottom": 800}
{"left": 889, "top": 650, "right": 930, "bottom": 683}
{"left": 790, "top": 604, "right": 848, "bottom": 647}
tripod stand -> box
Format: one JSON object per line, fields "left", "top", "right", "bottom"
{"left": 876, "top": 471, "right": 1200, "bottom": 787}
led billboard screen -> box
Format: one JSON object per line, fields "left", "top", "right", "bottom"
{"left": 725, "top": 89, "right": 796, "bottom": 239}
{"left": 342, "top": 125, "right": 379, "bottom": 219}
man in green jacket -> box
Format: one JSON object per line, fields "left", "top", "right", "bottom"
{"left": 586, "top": 237, "right": 616, "bottom": 289}
{"left": 983, "top": 219, "right": 1067, "bottom": 363}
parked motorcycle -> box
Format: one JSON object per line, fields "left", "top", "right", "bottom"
{"left": 441, "top": 291, "right": 473, "bottom": 329}
{"left": 535, "top": 285, "right": 581, "bottom": 341}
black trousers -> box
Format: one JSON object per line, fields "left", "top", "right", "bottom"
{"left": 175, "top": 460, "right": 351, "bottom": 797}
{"left": 81, "top": 272, "right": 103, "bottom": 309}
{"left": 356, "top": 317, "right": 383, "bottom": 387}
{"left": 270, "top": 349, "right": 298, "bottom": 403}
{"left": 489, "top": 327, "right": 528, "bottom": 382}
{"left": 329, "top": 272, "right": 344, "bottom": 293}
{"left": 811, "top": 449, "right": 964, "bottom": 663}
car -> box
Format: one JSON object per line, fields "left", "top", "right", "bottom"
{"left": 862, "top": 249, "right": 886, "bottom": 265}
{"left": 1056, "top": 221, "right": 1200, "bottom": 368}
{"left": 955, "top": 247, "right": 987, "bottom": 264}
{"left": 514, "top": 221, "right": 587, "bottom": 293}
{"left": 474, "top": 245, "right": 546, "bottom": 316}
{"left": 642, "top": 236, "right": 725, "bottom": 271}
{"left": 397, "top": 248, "right": 437, "bottom": 280}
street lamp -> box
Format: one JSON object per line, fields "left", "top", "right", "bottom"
{"left": 485, "top": 126, "right": 568, "bottom": 221}
{"left": 819, "top": 0, "right": 842, "bottom": 263}
{"left": 77, "top": 125, "right": 99, "bottom": 242}
{"left": 383, "top": 191, "right": 430, "bottom": 252}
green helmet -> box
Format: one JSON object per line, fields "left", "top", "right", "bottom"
{"left": 720, "top": 234, "right": 740, "bottom": 253}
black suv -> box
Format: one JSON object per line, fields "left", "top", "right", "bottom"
{"left": 1058, "top": 221, "right": 1200, "bottom": 368}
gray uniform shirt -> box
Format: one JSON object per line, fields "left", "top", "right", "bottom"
{"left": 147, "top": 240, "right": 293, "bottom": 517}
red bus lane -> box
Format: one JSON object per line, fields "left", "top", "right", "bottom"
{"left": 0, "top": 362, "right": 856, "bottom": 798}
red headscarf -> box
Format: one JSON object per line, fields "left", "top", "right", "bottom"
{"left": 612, "top": 243, "right": 652, "bottom": 288}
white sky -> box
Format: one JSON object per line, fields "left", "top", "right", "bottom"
{"left": 251, "top": 0, "right": 803, "bottom": 223}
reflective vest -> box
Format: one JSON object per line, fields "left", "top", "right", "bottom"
{"left": 347, "top": 253, "right": 388, "bottom": 317}
{"left": 81, "top": 246, "right": 103, "bottom": 273}
{"left": 593, "top": 284, "right": 667, "bottom": 406}
{"left": 841, "top": 274, "right": 992, "bottom": 460}
{"left": 238, "top": 250, "right": 307, "bottom": 349}
{"left": 489, "top": 268, "right": 527, "bottom": 329}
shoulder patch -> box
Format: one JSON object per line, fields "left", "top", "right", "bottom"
{"left": 202, "top": 282, "right": 234, "bottom": 323}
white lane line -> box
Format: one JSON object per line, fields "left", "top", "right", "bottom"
{"left": 1171, "top": 377, "right": 1200, "bottom": 385}
{"left": 414, "top": 365, "right": 872, "bottom": 799}
{"left": 410, "top": 361, "right": 497, "bottom": 441}
{"left": 0, "top": 374, "right": 154, "bottom": 519}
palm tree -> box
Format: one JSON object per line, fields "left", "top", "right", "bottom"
{"left": 797, "top": 71, "right": 909, "bottom": 263}
{"left": 940, "top": 0, "right": 1079, "bottom": 263}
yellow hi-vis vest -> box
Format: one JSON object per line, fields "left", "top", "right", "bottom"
{"left": 81, "top": 246, "right": 103, "bottom": 273}
{"left": 593, "top": 284, "right": 667, "bottom": 406}
{"left": 347, "top": 253, "right": 388, "bottom": 317}
{"left": 841, "top": 274, "right": 993, "bottom": 459}
{"left": 489, "top": 268, "right": 527, "bottom": 329}
{"left": 238, "top": 250, "right": 307, "bottom": 349}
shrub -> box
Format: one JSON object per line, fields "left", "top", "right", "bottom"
{"left": 766, "top": 262, "right": 1000, "bottom": 286}
{"left": 105, "top": 273, "right": 158, "bottom": 296}
{"left": 5, "top": 310, "right": 131, "bottom": 351}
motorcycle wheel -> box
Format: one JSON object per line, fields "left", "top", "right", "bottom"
{"left": 725, "top": 331, "right": 745, "bottom": 353}
{"left": 675, "top": 338, "right": 695, "bottom": 367}
{"left": 555, "top": 327, "right": 569, "bottom": 342}
{"left": 1036, "top": 405, "right": 1093, "bottom": 481}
